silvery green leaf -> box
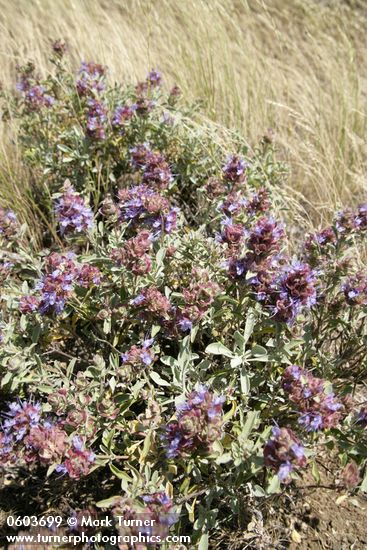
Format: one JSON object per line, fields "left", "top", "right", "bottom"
{"left": 266, "top": 474, "right": 281, "bottom": 494}
{"left": 198, "top": 533, "right": 209, "bottom": 550}
{"left": 240, "top": 367, "right": 250, "bottom": 395}
{"left": 231, "top": 355, "right": 243, "bottom": 368}
{"left": 151, "top": 324, "right": 161, "bottom": 337}
{"left": 160, "top": 355, "right": 177, "bottom": 366}
{"left": 251, "top": 344, "right": 267, "bottom": 356}
{"left": 205, "top": 342, "right": 233, "bottom": 358}
{"left": 243, "top": 309, "right": 256, "bottom": 345}
{"left": 150, "top": 371, "right": 171, "bottom": 387}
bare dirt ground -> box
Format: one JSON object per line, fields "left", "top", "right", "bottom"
{"left": 213, "top": 450, "right": 366, "bottom": 550}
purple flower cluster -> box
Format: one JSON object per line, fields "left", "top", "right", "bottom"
{"left": 1, "top": 400, "right": 41, "bottom": 442}
{"left": 135, "top": 69, "right": 163, "bottom": 95}
{"left": 112, "top": 104, "right": 135, "bottom": 130}
{"left": 176, "top": 270, "right": 221, "bottom": 332}
{"left": 133, "top": 96, "right": 155, "bottom": 116}
{"left": 244, "top": 188, "right": 271, "bottom": 216}
{"left": 120, "top": 339, "right": 155, "bottom": 381}
{"left": 131, "top": 286, "right": 172, "bottom": 321}
{"left": 55, "top": 436, "right": 95, "bottom": 480}
{"left": 249, "top": 261, "right": 318, "bottom": 323}
{"left": 146, "top": 69, "right": 163, "bottom": 88}
{"left": 356, "top": 406, "right": 367, "bottom": 427}
{"left": 0, "top": 403, "right": 68, "bottom": 468}
{"left": 141, "top": 492, "right": 177, "bottom": 531}
{"left": 162, "top": 386, "right": 225, "bottom": 458}
{"left": 0, "top": 401, "right": 94, "bottom": 479}
{"left": 76, "top": 61, "right": 106, "bottom": 96}
{"left": 304, "top": 227, "right": 336, "bottom": 252}
{"left": 25, "top": 85, "right": 55, "bottom": 109}
{"left": 52, "top": 40, "right": 68, "bottom": 57}
{"left": 218, "top": 187, "right": 271, "bottom": 221}
{"left": 16, "top": 68, "right": 55, "bottom": 110}
{"left": 282, "top": 365, "right": 344, "bottom": 431}
{"left": 20, "top": 252, "right": 101, "bottom": 315}
{"left": 113, "top": 491, "right": 177, "bottom": 542}
{"left": 77, "top": 264, "right": 102, "bottom": 287}
{"left": 130, "top": 143, "right": 151, "bottom": 168}
{"left": 335, "top": 203, "right": 367, "bottom": 235}
{"left": 0, "top": 259, "right": 13, "bottom": 284}
{"left": 111, "top": 230, "right": 153, "bottom": 275}
{"left": 246, "top": 216, "right": 285, "bottom": 260}
{"left": 131, "top": 145, "right": 173, "bottom": 189}
{"left": 263, "top": 426, "right": 307, "bottom": 481}
{"left": 222, "top": 155, "right": 248, "bottom": 185}
{"left": 342, "top": 274, "right": 367, "bottom": 306}
{"left": 117, "top": 185, "right": 179, "bottom": 235}
{"left": 25, "top": 423, "right": 68, "bottom": 465}
{"left": 54, "top": 182, "right": 94, "bottom": 234}
{"left": 86, "top": 98, "right": 108, "bottom": 139}
{"left": 226, "top": 217, "right": 285, "bottom": 279}
{"left": 217, "top": 218, "right": 246, "bottom": 247}
{"left": 219, "top": 190, "right": 246, "bottom": 216}
{"left": 132, "top": 70, "right": 161, "bottom": 116}
{"left": 33, "top": 252, "right": 80, "bottom": 315}
{"left": 0, "top": 208, "right": 18, "bottom": 240}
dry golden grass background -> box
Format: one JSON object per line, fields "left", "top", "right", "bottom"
{"left": 1, "top": 0, "right": 366, "bottom": 227}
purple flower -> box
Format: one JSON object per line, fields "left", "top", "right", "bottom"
{"left": 177, "top": 318, "right": 193, "bottom": 332}
{"left": 112, "top": 104, "right": 135, "bottom": 128}
{"left": 55, "top": 182, "right": 94, "bottom": 234}
{"left": 304, "top": 227, "right": 336, "bottom": 253}
{"left": 342, "top": 274, "right": 367, "bottom": 306}
{"left": 298, "top": 412, "right": 323, "bottom": 432}
{"left": 131, "top": 286, "right": 171, "bottom": 320}
{"left": 244, "top": 188, "right": 271, "bottom": 215}
{"left": 117, "top": 185, "right": 178, "bottom": 235}
{"left": 164, "top": 207, "right": 179, "bottom": 233}
{"left": 120, "top": 340, "right": 155, "bottom": 374}
{"left": 217, "top": 218, "right": 246, "bottom": 246}
{"left": 131, "top": 294, "right": 145, "bottom": 306}
{"left": 131, "top": 145, "right": 173, "bottom": 189}
{"left": 0, "top": 208, "right": 19, "bottom": 240}
{"left": 246, "top": 217, "right": 285, "bottom": 260}
{"left": 86, "top": 98, "right": 108, "bottom": 139}
{"left": 76, "top": 61, "right": 106, "bottom": 96}
{"left": 57, "top": 438, "right": 95, "bottom": 480}
{"left": 25, "top": 85, "right": 55, "bottom": 109}
{"left": 264, "top": 427, "right": 306, "bottom": 482}
{"left": 72, "top": 436, "right": 84, "bottom": 451}
{"left": 219, "top": 191, "right": 246, "bottom": 216}
{"left": 356, "top": 406, "right": 367, "bottom": 427}
{"left": 335, "top": 208, "right": 358, "bottom": 234}
{"left": 222, "top": 155, "right": 248, "bottom": 184}
{"left": 130, "top": 144, "right": 151, "bottom": 168}
{"left": 19, "top": 295, "right": 40, "bottom": 314}
{"left": 21, "top": 253, "right": 99, "bottom": 316}
{"left": 278, "top": 461, "right": 293, "bottom": 481}
{"left": 355, "top": 203, "right": 367, "bottom": 230}
{"left": 1, "top": 400, "right": 41, "bottom": 442}
{"left": 162, "top": 386, "right": 225, "bottom": 458}
{"left": 146, "top": 69, "right": 162, "bottom": 87}
{"left": 247, "top": 260, "right": 317, "bottom": 324}
{"left": 135, "top": 69, "right": 162, "bottom": 95}
{"left": 278, "top": 262, "right": 317, "bottom": 309}
{"left": 282, "top": 365, "right": 344, "bottom": 431}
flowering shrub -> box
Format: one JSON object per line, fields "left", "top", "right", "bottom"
{"left": 0, "top": 45, "right": 367, "bottom": 546}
